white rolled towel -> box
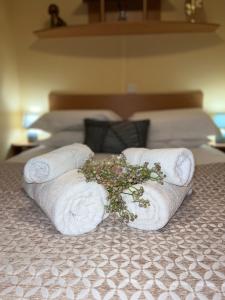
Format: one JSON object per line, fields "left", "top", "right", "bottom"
{"left": 122, "top": 181, "right": 192, "bottom": 231}
{"left": 123, "top": 148, "right": 195, "bottom": 186}
{"left": 23, "top": 170, "right": 108, "bottom": 235}
{"left": 24, "top": 143, "right": 94, "bottom": 183}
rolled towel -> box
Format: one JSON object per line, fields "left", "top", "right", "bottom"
{"left": 122, "top": 181, "right": 192, "bottom": 231}
{"left": 23, "top": 170, "right": 108, "bottom": 235}
{"left": 123, "top": 148, "right": 195, "bottom": 186}
{"left": 24, "top": 143, "right": 94, "bottom": 183}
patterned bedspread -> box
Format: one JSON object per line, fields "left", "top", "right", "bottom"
{"left": 0, "top": 163, "right": 225, "bottom": 300}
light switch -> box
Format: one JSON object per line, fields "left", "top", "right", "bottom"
{"left": 127, "top": 83, "right": 137, "bottom": 94}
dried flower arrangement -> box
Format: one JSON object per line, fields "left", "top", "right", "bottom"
{"left": 80, "top": 155, "right": 165, "bottom": 223}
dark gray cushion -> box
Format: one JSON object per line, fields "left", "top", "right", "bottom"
{"left": 84, "top": 119, "right": 150, "bottom": 153}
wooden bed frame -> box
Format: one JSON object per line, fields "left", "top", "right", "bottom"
{"left": 49, "top": 91, "right": 203, "bottom": 118}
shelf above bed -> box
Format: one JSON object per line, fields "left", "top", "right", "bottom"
{"left": 34, "top": 21, "right": 219, "bottom": 39}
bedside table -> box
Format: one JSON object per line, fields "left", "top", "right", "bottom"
{"left": 208, "top": 141, "right": 225, "bottom": 153}
{"left": 6, "top": 142, "right": 38, "bottom": 159}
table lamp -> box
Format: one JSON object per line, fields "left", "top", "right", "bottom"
{"left": 213, "top": 113, "right": 225, "bottom": 142}
{"left": 22, "top": 112, "right": 39, "bottom": 142}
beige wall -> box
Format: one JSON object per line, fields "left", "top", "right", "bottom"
{"left": 8, "top": 0, "right": 225, "bottom": 115}
{"left": 0, "top": 0, "right": 224, "bottom": 159}
{"left": 0, "top": 0, "right": 21, "bottom": 159}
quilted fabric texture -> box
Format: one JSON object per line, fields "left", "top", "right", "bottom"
{"left": 0, "top": 162, "right": 225, "bottom": 300}
{"left": 84, "top": 119, "right": 150, "bottom": 153}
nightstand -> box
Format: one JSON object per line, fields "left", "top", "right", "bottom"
{"left": 6, "top": 142, "right": 38, "bottom": 159}
{"left": 208, "top": 141, "right": 225, "bottom": 153}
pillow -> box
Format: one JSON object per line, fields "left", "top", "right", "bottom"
{"left": 84, "top": 119, "right": 150, "bottom": 153}
{"left": 39, "top": 131, "right": 84, "bottom": 148}
{"left": 130, "top": 108, "right": 220, "bottom": 147}
{"left": 30, "top": 110, "right": 122, "bottom": 133}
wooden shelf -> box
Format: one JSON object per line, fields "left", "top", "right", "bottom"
{"left": 34, "top": 21, "right": 219, "bottom": 39}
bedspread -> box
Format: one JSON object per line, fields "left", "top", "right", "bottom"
{"left": 0, "top": 163, "right": 225, "bottom": 300}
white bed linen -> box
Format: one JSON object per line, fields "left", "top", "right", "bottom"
{"left": 7, "top": 144, "right": 225, "bottom": 165}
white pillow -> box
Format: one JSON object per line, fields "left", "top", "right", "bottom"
{"left": 130, "top": 108, "right": 219, "bottom": 147}
{"left": 30, "top": 110, "right": 122, "bottom": 133}
{"left": 39, "top": 131, "right": 84, "bottom": 148}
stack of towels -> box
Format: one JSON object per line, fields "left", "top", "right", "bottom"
{"left": 23, "top": 143, "right": 195, "bottom": 236}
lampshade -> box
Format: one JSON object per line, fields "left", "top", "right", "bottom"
{"left": 213, "top": 113, "right": 225, "bottom": 138}
{"left": 22, "top": 112, "right": 39, "bottom": 129}
{"left": 213, "top": 113, "right": 225, "bottom": 129}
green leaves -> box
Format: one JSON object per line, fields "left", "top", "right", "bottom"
{"left": 80, "top": 154, "right": 165, "bottom": 223}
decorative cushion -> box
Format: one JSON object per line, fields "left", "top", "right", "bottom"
{"left": 84, "top": 119, "right": 150, "bottom": 153}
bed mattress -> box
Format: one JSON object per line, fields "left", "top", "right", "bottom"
{"left": 0, "top": 162, "right": 225, "bottom": 299}
{"left": 7, "top": 144, "right": 225, "bottom": 165}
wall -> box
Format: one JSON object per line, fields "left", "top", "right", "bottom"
{"left": 0, "top": 0, "right": 21, "bottom": 159}
{"left": 8, "top": 0, "right": 225, "bottom": 115}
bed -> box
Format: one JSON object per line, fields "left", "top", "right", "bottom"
{"left": 8, "top": 91, "right": 225, "bottom": 165}
{"left": 1, "top": 91, "right": 225, "bottom": 300}
{"left": 8, "top": 143, "right": 225, "bottom": 165}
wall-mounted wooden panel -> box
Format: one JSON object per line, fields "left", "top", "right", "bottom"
{"left": 49, "top": 91, "right": 203, "bottom": 118}
{"left": 84, "top": 0, "right": 161, "bottom": 22}
{"left": 148, "top": 0, "right": 161, "bottom": 20}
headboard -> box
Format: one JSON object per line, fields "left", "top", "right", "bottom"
{"left": 49, "top": 91, "right": 203, "bottom": 118}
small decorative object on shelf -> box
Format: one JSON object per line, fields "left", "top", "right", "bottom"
{"left": 34, "top": 0, "right": 219, "bottom": 38}
{"left": 48, "top": 4, "right": 67, "bottom": 28}
{"left": 80, "top": 154, "right": 165, "bottom": 223}
{"left": 117, "top": 0, "right": 127, "bottom": 21}
{"left": 185, "top": 0, "right": 203, "bottom": 23}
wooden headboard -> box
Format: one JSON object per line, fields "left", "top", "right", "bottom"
{"left": 49, "top": 91, "right": 203, "bottom": 118}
